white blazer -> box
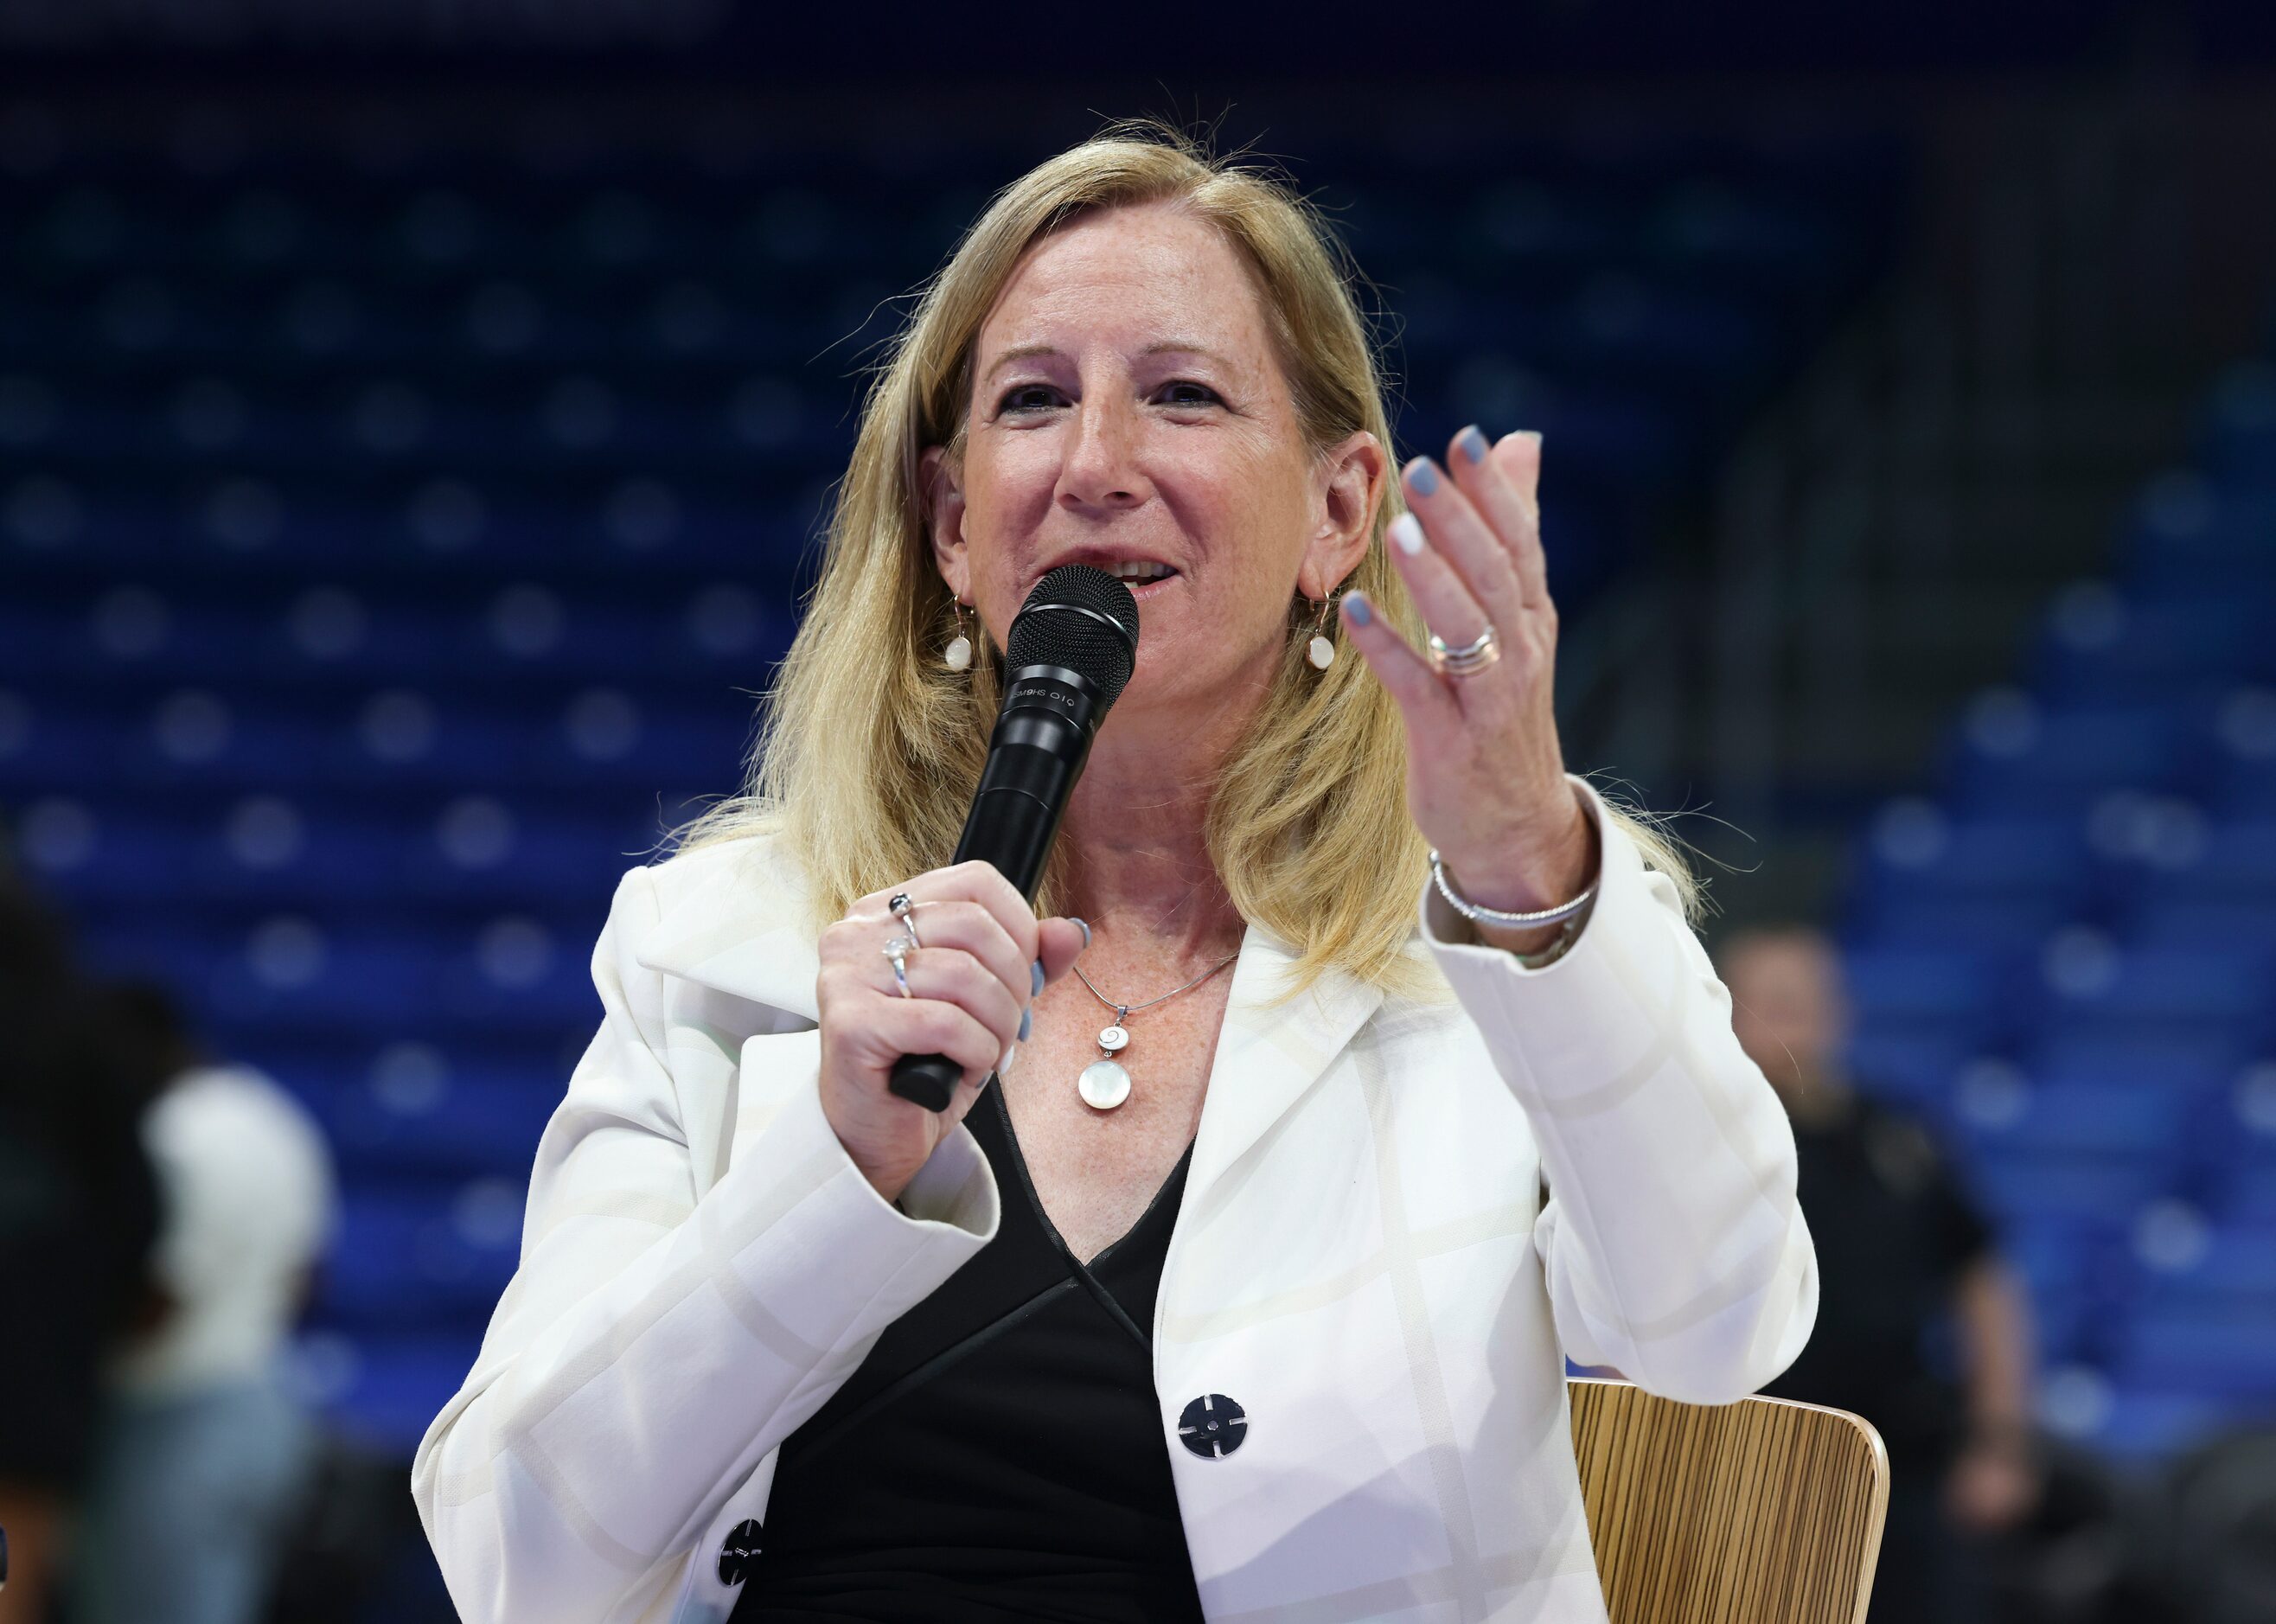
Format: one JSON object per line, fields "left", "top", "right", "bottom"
{"left": 413, "top": 770, "right": 1817, "bottom": 1624}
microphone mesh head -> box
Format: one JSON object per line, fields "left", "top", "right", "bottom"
{"left": 1005, "top": 566, "right": 1141, "bottom": 712}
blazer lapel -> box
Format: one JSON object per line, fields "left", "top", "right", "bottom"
{"left": 1184, "top": 924, "right": 1384, "bottom": 1216}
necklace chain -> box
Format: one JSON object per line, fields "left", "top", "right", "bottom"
{"left": 1067, "top": 943, "right": 1239, "bottom": 1113}
{"left": 1071, "top": 949, "right": 1241, "bottom": 1020}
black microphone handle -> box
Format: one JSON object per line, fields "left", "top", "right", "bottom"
{"left": 887, "top": 673, "right": 1097, "bottom": 1112}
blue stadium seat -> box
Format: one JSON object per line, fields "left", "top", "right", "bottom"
{"left": 2030, "top": 943, "right": 2276, "bottom": 1048}
{"left": 2076, "top": 1387, "right": 2245, "bottom": 1465}
{"left": 2152, "top": 819, "right": 2276, "bottom": 905}
{"left": 2004, "top": 1222, "right": 2123, "bottom": 1365}
{"left": 2029, "top": 590, "right": 2267, "bottom": 703}
{"left": 1947, "top": 700, "right": 2190, "bottom": 813}
{"left": 2119, "top": 898, "right": 2276, "bottom": 951}
{"left": 306, "top": 1049, "right": 566, "bottom": 1182}
{"left": 2117, "top": 478, "right": 2276, "bottom": 593}
{"left": 1838, "top": 892, "right": 2074, "bottom": 953}
{"left": 1960, "top": 1083, "right": 2192, "bottom": 1167}
{"left": 2116, "top": 1308, "right": 2276, "bottom": 1401}
{"left": 1969, "top": 1149, "right": 2168, "bottom": 1235}
{"left": 1842, "top": 943, "right": 2016, "bottom": 1036}
{"left": 1852, "top": 813, "right": 2094, "bottom": 911}
{"left": 2021, "top": 1030, "right": 2246, "bottom": 1097}
{"left": 2218, "top": 1167, "right": 2276, "bottom": 1226}
{"left": 295, "top": 1329, "right": 486, "bottom": 1455}
{"left": 2137, "top": 1223, "right": 2276, "bottom": 1310}
{"left": 321, "top": 1179, "right": 526, "bottom": 1332}
{"left": 1841, "top": 1026, "right": 1978, "bottom": 1115}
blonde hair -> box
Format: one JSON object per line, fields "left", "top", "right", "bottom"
{"left": 671, "top": 122, "right": 1704, "bottom": 996}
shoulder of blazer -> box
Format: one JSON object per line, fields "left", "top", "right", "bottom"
{"left": 623, "top": 828, "right": 826, "bottom": 1024}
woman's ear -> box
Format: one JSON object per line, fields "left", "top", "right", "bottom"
{"left": 919, "top": 444, "right": 971, "bottom": 601}
{"left": 1297, "top": 430, "right": 1387, "bottom": 599}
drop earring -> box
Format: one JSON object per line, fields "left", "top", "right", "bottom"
{"left": 944, "top": 598, "right": 975, "bottom": 672}
{"left": 1305, "top": 594, "right": 1336, "bottom": 671}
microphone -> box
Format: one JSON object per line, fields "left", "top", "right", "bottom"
{"left": 888, "top": 564, "right": 1141, "bottom": 1111}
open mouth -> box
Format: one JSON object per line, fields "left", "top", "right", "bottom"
{"left": 1106, "top": 560, "right": 1177, "bottom": 584}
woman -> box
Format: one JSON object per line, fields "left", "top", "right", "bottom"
{"left": 414, "top": 127, "right": 1817, "bottom": 1624}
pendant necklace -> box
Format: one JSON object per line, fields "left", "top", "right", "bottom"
{"left": 1069, "top": 946, "right": 1243, "bottom": 1111}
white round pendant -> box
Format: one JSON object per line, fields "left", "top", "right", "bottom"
{"left": 944, "top": 634, "right": 974, "bottom": 672}
{"left": 1097, "top": 1025, "right": 1129, "bottom": 1052}
{"left": 1078, "top": 1059, "right": 1132, "bottom": 1110}
{"left": 1307, "top": 634, "right": 1335, "bottom": 670}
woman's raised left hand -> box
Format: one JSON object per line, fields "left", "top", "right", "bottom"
{"left": 1339, "top": 425, "right": 1598, "bottom": 947}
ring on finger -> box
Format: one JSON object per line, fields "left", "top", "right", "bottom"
{"left": 1427, "top": 625, "right": 1502, "bottom": 678}
{"left": 888, "top": 892, "right": 922, "bottom": 948}
{"left": 881, "top": 930, "right": 915, "bottom": 997}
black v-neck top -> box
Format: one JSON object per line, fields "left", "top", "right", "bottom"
{"left": 730, "top": 1082, "right": 1206, "bottom": 1622}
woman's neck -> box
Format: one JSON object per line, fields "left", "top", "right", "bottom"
{"left": 1054, "top": 680, "right": 1260, "bottom": 960}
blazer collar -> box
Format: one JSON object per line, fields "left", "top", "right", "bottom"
{"left": 633, "top": 840, "right": 824, "bottom": 1022}
{"left": 632, "top": 840, "right": 1388, "bottom": 1194}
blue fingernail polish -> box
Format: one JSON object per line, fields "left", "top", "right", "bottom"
{"left": 1457, "top": 425, "right": 1488, "bottom": 464}
{"left": 1031, "top": 959, "right": 1045, "bottom": 996}
{"left": 1345, "top": 591, "right": 1372, "bottom": 627}
{"left": 1018, "top": 1006, "right": 1032, "bottom": 1043}
{"left": 1406, "top": 457, "right": 1440, "bottom": 496}
{"left": 1072, "top": 918, "right": 1090, "bottom": 949}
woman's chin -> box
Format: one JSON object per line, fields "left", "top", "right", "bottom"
{"left": 1113, "top": 638, "right": 1278, "bottom": 721}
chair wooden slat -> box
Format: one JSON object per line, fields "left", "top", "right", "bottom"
{"left": 1569, "top": 1378, "right": 1889, "bottom": 1624}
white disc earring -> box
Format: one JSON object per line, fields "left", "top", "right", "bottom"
{"left": 1306, "top": 596, "right": 1336, "bottom": 670}
{"left": 944, "top": 600, "right": 975, "bottom": 672}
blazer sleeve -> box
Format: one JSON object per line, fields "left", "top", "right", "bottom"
{"left": 412, "top": 863, "right": 1001, "bottom": 1624}
{"left": 1420, "top": 773, "right": 1818, "bottom": 1406}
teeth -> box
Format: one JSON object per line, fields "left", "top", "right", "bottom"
{"left": 1108, "top": 561, "right": 1174, "bottom": 581}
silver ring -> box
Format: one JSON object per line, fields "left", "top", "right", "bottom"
{"left": 889, "top": 892, "right": 921, "bottom": 948}
{"left": 881, "top": 931, "right": 914, "bottom": 997}
{"left": 1427, "top": 626, "right": 1501, "bottom": 677}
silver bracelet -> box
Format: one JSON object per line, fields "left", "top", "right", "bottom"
{"left": 1511, "top": 913, "right": 1586, "bottom": 969}
{"left": 1429, "top": 849, "right": 1597, "bottom": 929}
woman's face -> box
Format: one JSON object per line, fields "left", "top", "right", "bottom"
{"left": 924, "top": 201, "right": 1382, "bottom": 714}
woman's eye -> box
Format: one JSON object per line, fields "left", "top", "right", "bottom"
{"left": 1157, "top": 380, "right": 1222, "bottom": 407}
{"left": 998, "top": 385, "right": 1061, "bottom": 413}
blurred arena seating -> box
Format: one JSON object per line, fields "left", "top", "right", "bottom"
{"left": 1838, "top": 350, "right": 2276, "bottom": 1468}
{"left": 0, "top": 112, "right": 1897, "bottom": 1453}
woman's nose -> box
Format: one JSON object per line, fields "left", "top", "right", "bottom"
{"left": 1057, "top": 396, "right": 1148, "bottom": 512}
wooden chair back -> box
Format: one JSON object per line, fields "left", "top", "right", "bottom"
{"left": 1568, "top": 1378, "right": 1889, "bottom": 1624}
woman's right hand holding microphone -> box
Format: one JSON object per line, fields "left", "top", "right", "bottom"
{"left": 815, "top": 860, "right": 1087, "bottom": 1205}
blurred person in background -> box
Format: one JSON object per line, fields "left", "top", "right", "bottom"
{"left": 65, "top": 985, "right": 336, "bottom": 1624}
{"left": 0, "top": 886, "right": 161, "bottom": 1624}
{"left": 1717, "top": 924, "right": 2040, "bottom": 1624}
